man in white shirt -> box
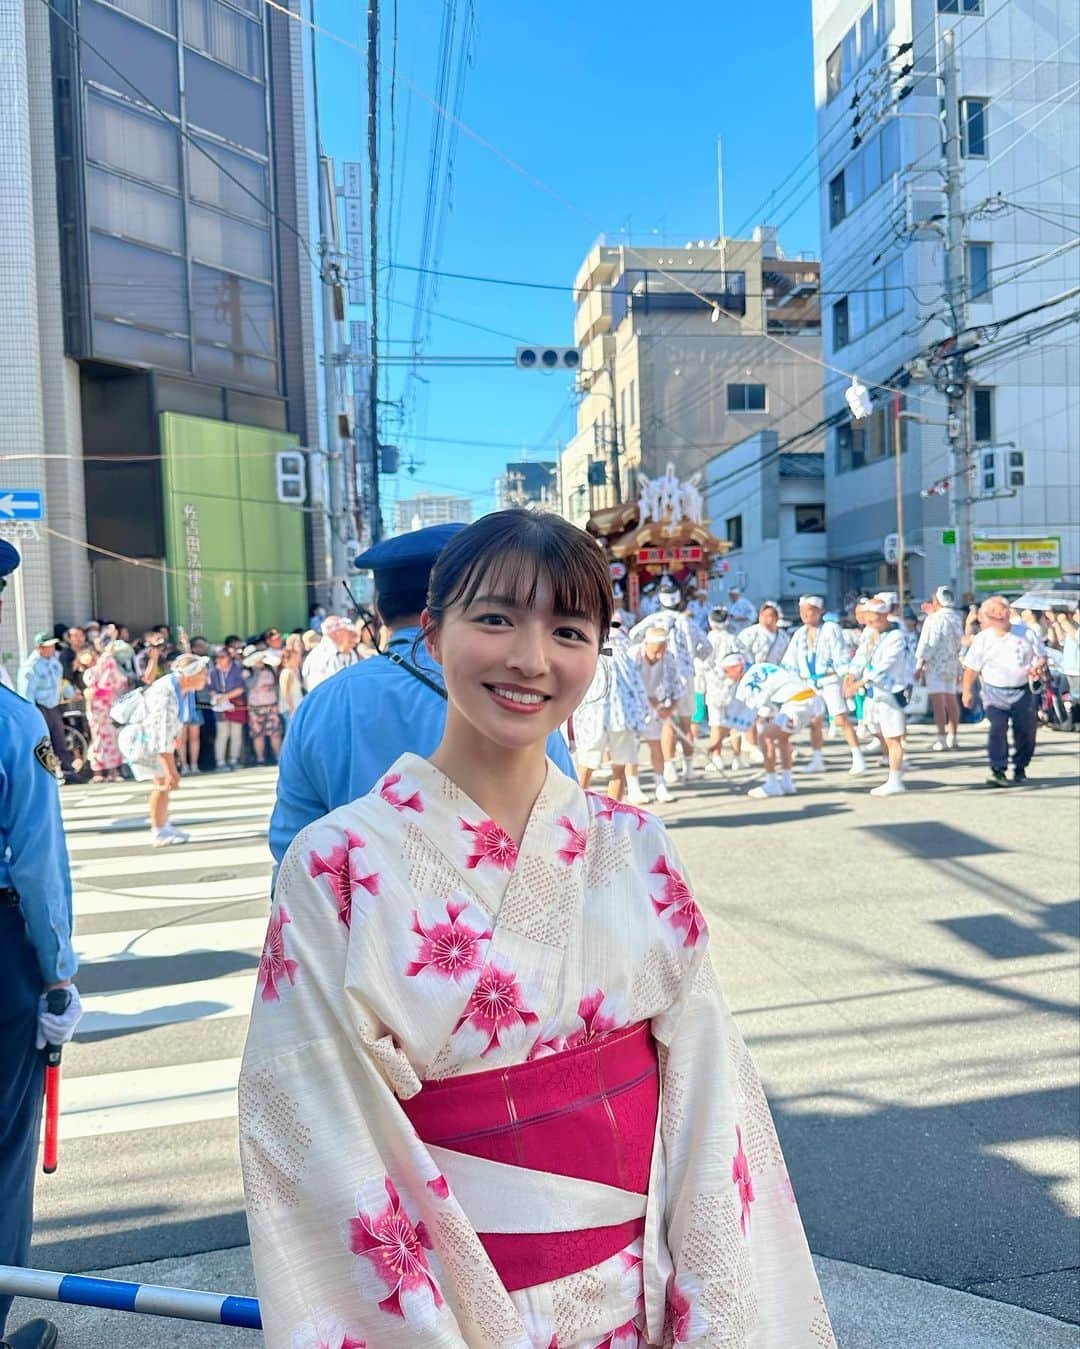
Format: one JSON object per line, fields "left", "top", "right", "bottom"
{"left": 962, "top": 594, "right": 1047, "bottom": 786}
{"left": 301, "top": 616, "right": 361, "bottom": 691}
{"left": 733, "top": 662, "right": 824, "bottom": 799}
{"left": 844, "top": 596, "right": 911, "bottom": 796}
{"left": 739, "top": 602, "right": 790, "bottom": 667}
{"left": 628, "top": 628, "right": 683, "bottom": 803}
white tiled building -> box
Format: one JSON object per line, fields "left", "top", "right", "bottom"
{"left": 812, "top": 0, "right": 1079, "bottom": 601}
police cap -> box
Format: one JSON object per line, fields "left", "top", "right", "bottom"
{"left": 0, "top": 538, "right": 21, "bottom": 577}
{"left": 354, "top": 523, "right": 465, "bottom": 608}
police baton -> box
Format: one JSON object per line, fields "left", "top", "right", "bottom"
{"left": 42, "top": 987, "right": 71, "bottom": 1175}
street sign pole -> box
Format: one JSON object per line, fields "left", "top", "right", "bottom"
{"left": 0, "top": 522, "right": 37, "bottom": 659}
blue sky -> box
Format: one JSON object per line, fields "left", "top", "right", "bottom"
{"left": 315, "top": 1, "right": 822, "bottom": 523}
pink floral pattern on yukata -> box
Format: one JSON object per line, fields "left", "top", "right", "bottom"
{"left": 459, "top": 816, "right": 518, "bottom": 870}
{"left": 531, "top": 989, "right": 627, "bottom": 1058}
{"left": 426, "top": 1174, "right": 450, "bottom": 1200}
{"left": 649, "top": 856, "right": 707, "bottom": 950}
{"left": 666, "top": 1281, "right": 694, "bottom": 1343}
{"left": 290, "top": 1315, "right": 366, "bottom": 1349}
{"left": 451, "top": 960, "right": 538, "bottom": 1056}
{"left": 257, "top": 905, "right": 298, "bottom": 1002}
{"left": 378, "top": 773, "right": 424, "bottom": 813}
{"left": 583, "top": 1319, "right": 645, "bottom": 1349}
{"left": 307, "top": 830, "right": 379, "bottom": 930}
{"left": 404, "top": 898, "right": 492, "bottom": 982}
{"left": 555, "top": 815, "right": 588, "bottom": 865}
{"left": 345, "top": 1176, "right": 443, "bottom": 1324}
{"left": 732, "top": 1124, "right": 755, "bottom": 1236}
{"left": 586, "top": 791, "right": 649, "bottom": 831}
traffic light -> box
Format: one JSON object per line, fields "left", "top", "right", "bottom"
{"left": 275, "top": 450, "right": 306, "bottom": 503}
{"left": 515, "top": 346, "right": 580, "bottom": 371}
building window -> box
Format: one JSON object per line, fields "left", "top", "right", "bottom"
{"left": 187, "top": 136, "right": 268, "bottom": 223}
{"left": 87, "top": 166, "right": 184, "bottom": 253}
{"left": 726, "top": 515, "right": 743, "bottom": 551}
{"left": 99, "top": 0, "right": 176, "bottom": 34}
{"left": 841, "top": 25, "right": 857, "bottom": 83}
{"left": 795, "top": 503, "right": 826, "bottom": 534}
{"left": 832, "top": 296, "right": 850, "bottom": 350}
{"left": 619, "top": 387, "right": 627, "bottom": 433}
{"left": 726, "top": 383, "right": 766, "bottom": 412}
{"left": 938, "top": 0, "right": 981, "bottom": 11}
{"left": 971, "top": 386, "right": 993, "bottom": 442}
{"left": 182, "top": 0, "right": 264, "bottom": 80}
{"left": 836, "top": 400, "right": 906, "bottom": 473}
{"left": 829, "top": 170, "right": 846, "bottom": 228}
{"left": 81, "top": 0, "right": 180, "bottom": 114}
{"left": 859, "top": 6, "right": 875, "bottom": 63}
{"left": 826, "top": 44, "right": 842, "bottom": 101}
{"left": 1008, "top": 450, "right": 1025, "bottom": 487}
{"left": 961, "top": 97, "right": 988, "bottom": 157}
{"left": 629, "top": 378, "right": 637, "bottom": 424}
{"left": 966, "top": 242, "right": 991, "bottom": 301}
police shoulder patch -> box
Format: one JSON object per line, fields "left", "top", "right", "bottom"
{"left": 34, "top": 736, "right": 61, "bottom": 776}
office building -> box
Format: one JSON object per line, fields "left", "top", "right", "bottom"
{"left": 0, "top": 0, "right": 329, "bottom": 658}
{"left": 394, "top": 492, "right": 472, "bottom": 533}
{"left": 813, "top": 0, "right": 1078, "bottom": 601}
{"left": 559, "top": 229, "right": 822, "bottom": 529}
{"left": 494, "top": 460, "right": 557, "bottom": 510}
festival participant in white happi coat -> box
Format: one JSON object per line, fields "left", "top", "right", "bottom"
{"left": 783, "top": 596, "right": 867, "bottom": 776}
{"left": 730, "top": 662, "right": 825, "bottom": 799}
{"left": 572, "top": 618, "right": 651, "bottom": 807}
{"left": 726, "top": 585, "right": 756, "bottom": 634}
{"left": 629, "top": 579, "right": 708, "bottom": 783}
{"left": 844, "top": 595, "right": 912, "bottom": 796}
{"left": 686, "top": 586, "right": 711, "bottom": 628}
{"left": 702, "top": 647, "right": 749, "bottom": 773}
{"left": 628, "top": 627, "right": 684, "bottom": 803}
{"left": 915, "top": 585, "right": 965, "bottom": 750}
{"left": 738, "top": 601, "right": 791, "bottom": 668}
{"left": 240, "top": 510, "right": 834, "bottom": 1349}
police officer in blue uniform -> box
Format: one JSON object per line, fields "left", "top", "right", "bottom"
{"left": 270, "top": 523, "right": 577, "bottom": 864}
{"left": 0, "top": 540, "right": 82, "bottom": 1349}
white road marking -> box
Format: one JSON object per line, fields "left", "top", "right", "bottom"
{"left": 77, "top": 971, "right": 258, "bottom": 1036}
{"left": 57, "top": 1057, "right": 243, "bottom": 1140}
{"left": 75, "top": 916, "right": 268, "bottom": 964}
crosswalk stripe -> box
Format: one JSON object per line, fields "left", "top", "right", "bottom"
{"left": 77, "top": 970, "right": 258, "bottom": 1036}
{"left": 68, "top": 841, "right": 271, "bottom": 879}
{"left": 75, "top": 916, "right": 267, "bottom": 964}
{"left": 59, "top": 1057, "right": 242, "bottom": 1140}
{"left": 75, "top": 881, "right": 270, "bottom": 917}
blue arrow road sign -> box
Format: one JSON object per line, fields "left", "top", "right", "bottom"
{"left": 0, "top": 490, "right": 44, "bottom": 520}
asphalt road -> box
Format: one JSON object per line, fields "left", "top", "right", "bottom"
{"left": 32, "top": 723, "right": 1079, "bottom": 1324}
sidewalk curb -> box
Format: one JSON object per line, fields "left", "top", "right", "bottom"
{"left": 8, "top": 1246, "right": 1077, "bottom": 1347}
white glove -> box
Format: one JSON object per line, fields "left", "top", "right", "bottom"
{"left": 37, "top": 985, "right": 83, "bottom": 1050}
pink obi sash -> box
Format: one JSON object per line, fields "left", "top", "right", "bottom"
{"left": 402, "top": 1021, "right": 658, "bottom": 1292}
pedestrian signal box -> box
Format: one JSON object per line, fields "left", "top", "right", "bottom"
{"left": 275, "top": 450, "right": 307, "bottom": 503}
{"left": 515, "top": 346, "right": 580, "bottom": 371}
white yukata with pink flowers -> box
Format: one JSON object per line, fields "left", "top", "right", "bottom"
{"left": 240, "top": 753, "right": 834, "bottom": 1349}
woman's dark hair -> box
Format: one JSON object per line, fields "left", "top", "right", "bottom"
{"left": 422, "top": 509, "right": 613, "bottom": 646}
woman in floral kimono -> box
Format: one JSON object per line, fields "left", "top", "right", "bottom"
{"left": 240, "top": 509, "right": 834, "bottom": 1349}
{"left": 82, "top": 633, "right": 129, "bottom": 781}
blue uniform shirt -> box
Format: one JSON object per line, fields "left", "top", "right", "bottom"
{"left": 0, "top": 686, "right": 76, "bottom": 982}
{"left": 269, "top": 626, "right": 577, "bottom": 864}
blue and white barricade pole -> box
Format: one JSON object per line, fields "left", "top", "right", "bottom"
{"left": 0, "top": 1266, "right": 261, "bottom": 1330}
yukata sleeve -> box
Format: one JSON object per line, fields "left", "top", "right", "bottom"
{"left": 647, "top": 837, "right": 835, "bottom": 1348}
{"left": 239, "top": 819, "right": 524, "bottom": 1349}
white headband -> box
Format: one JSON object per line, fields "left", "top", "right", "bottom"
{"left": 799, "top": 595, "right": 825, "bottom": 609}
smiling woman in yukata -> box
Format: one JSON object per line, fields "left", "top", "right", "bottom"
{"left": 239, "top": 509, "right": 835, "bottom": 1349}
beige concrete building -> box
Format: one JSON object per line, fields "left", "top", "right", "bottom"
{"left": 394, "top": 492, "right": 472, "bottom": 533}
{"left": 559, "top": 228, "right": 822, "bottom": 528}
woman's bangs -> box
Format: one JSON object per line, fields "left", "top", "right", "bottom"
{"left": 451, "top": 533, "right": 609, "bottom": 632}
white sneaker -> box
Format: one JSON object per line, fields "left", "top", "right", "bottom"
{"left": 743, "top": 745, "right": 765, "bottom": 766}
{"left": 798, "top": 751, "right": 826, "bottom": 774}
{"left": 870, "top": 776, "right": 906, "bottom": 797}
{"left": 931, "top": 738, "right": 947, "bottom": 752}
{"left": 849, "top": 750, "right": 868, "bottom": 776}
{"left": 152, "top": 824, "right": 191, "bottom": 846}
{"left": 626, "top": 782, "right": 649, "bottom": 806}
{"left": 706, "top": 754, "right": 723, "bottom": 775}
{"left": 779, "top": 772, "right": 797, "bottom": 795}
{"left": 946, "top": 733, "right": 958, "bottom": 750}
{"left": 747, "top": 775, "right": 783, "bottom": 799}
{"left": 654, "top": 781, "right": 677, "bottom": 804}
{"left": 662, "top": 760, "right": 679, "bottom": 786}
{"left": 727, "top": 754, "right": 746, "bottom": 773}
{"left": 189, "top": 763, "right": 201, "bottom": 774}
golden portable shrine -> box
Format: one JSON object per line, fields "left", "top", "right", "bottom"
{"left": 584, "top": 464, "right": 730, "bottom": 612}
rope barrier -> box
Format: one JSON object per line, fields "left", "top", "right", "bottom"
{"left": 0, "top": 1266, "right": 261, "bottom": 1330}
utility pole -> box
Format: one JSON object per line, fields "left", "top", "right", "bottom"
{"left": 941, "top": 27, "right": 974, "bottom": 599}
{"left": 318, "top": 155, "right": 348, "bottom": 608}
{"left": 606, "top": 360, "right": 623, "bottom": 504}
{"left": 366, "top": 0, "right": 382, "bottom": 542}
